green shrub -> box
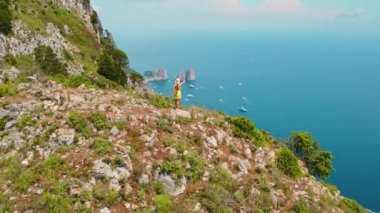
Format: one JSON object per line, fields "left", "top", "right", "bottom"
{"left": 34, "top": 45, "right": 66, "bottom": 74}
{"left": 0, "top": 83, "right": 18, "bottom": 97}
{"left": 287, "top": 132, "right": 334, "bottom": 179}
{"left": 175, "top": 116, "right": 192, "bottom": 125}
{"left": 92, "top": 139, "right": 112, "bottom": 154}
{"left": 201, "top": 185, "right": 234, "bottom": 213}
{"left": 162, "top": 159, "right": 186, "bottom": 177}
{"left": 17, "top": 115, "right": 36, "bottom": 130}
{"left": 128, "top": 72, "right": 144, "bottom": 86}
{"left": 50, "top": 73, "right": 98, "bottom": 88}
{"left": 308, "top": 151, "right": 334, "bottom": 179}
{"left": 67, "top": 112, "right": 90, "bottom": 138}
{"left": 14, "top": 170, "right": 36, "bottom": 192}
{"left": 89, "top": 112, "right": 110, "bottom": 130}
{"left": 3, "top": 157, "right": 36, "bottom": 192}
{"left": 291, "top": 199, "right": 310, "bottom": 213}
{"left": 186, "top": 151, "right": 206, "bottom": 181}
{"left": 0, "top": 0, "right": 12, "bottom": 35}
{"left": 163, "top": 137, "right": 176, "bottom": 147}
{"left": 276, "top": 148, "right": 302, "bottom": 179}
{"left": 4, "top": 54, "right": 17, "bottom": 66}
{"left": 176, "top": 140, "right": 186, "bottom": 154}
{"left": 252, "top": 128, "right": 266, "bottom": 147}
{"left": 321, "top": 181, "right": 339, "bottom": 195}
{"left": 209, "top": 166, "right": 237, "bottom": 191}
{"left": 154, "top": 182, "right": 165, "bottom": 194}
{"left": 288, "top": 132, "right": 319, "bottom": 161}
{"left": 146, "top": 94, "right": 173, "bottom": 109}
{"left": 339, "top": 198, "right": 367, "bottom": 213}
{"left": 157, "top": 117, "right": 173, "bottom": 133}
{"left": 228, "top": 116, "right": 255, "bottom": 139}
{"left": 93, "top": 187, "right": 118, "bottom": 206}
{"left": 36, "top": 155, "right": 64, "bottom": 176}
{"left": 38, "top": 193, "right": 72, "bottom": 212}
{"left": 97, "top": 50, "right": 127, "bottom": 86}
{"left": 154, "top": 195, "right": 173, "bottom": 213}
{"left": 0, "top": 117, "right": 6, "bottom": 131}
{"left": 188, "top": 133, "right": 203, "bottom": 145}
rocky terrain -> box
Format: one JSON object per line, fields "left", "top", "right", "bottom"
{"left": 0, "top": 0, "right": 367, "bottom": 212}
{"left": 0, "top": 76, "right": 365, "bottom": 212}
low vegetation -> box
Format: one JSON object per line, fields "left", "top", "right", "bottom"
{"left": 0, "top": 0, "right": 12, "bottom": 35}
{"left": 276, "top": 148, "right": 303, "bottom": 178}
{"left": 91, "top": 139, "right": 112, "bottom": 154}
{"left": 339, "top": 198, "right": 367, "bottom": 213}
{"left": 288, "top": 132, "right": 334, "bottom": 179}
{"left": 67, "top": 112, "right": 90, "bottom": 138}
{"left": 0, "top": 83, "right": 18, "bottom": 97}
{"left": 89, "top": 112, "right": 110, "bottom": 130}
{"left": 34, "top": 45, "right": 66, "bottom": 74}
{"left": 154, "top": 195, "right": 173, "bottom": 213}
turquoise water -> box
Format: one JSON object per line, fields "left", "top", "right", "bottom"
{"left": 119, "top": 33, "right": 380, "bottom": 211}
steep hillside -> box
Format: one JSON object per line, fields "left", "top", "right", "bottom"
{"left": 0, "top": 0, "right": 367, "bottom": 212}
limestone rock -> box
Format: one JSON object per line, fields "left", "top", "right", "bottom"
{"left": 57, "top": 128, "right": 76, "bottom": 146}
{"left": 111, "top": 126, "right": 120, "bottom": 137}
{"left": 17, "top": 83, "right": 29, "bottom": 90}
{"left": 206, "top": 136, "right": 218, "bottom": 148}
{"left": 138, "top": 174, "right": 150, "bottom": 185}
{"left": 158, "top": 174, "right": 187, "bottom": 196}
{"left": 170, "top": 109, "right": 191, "bottom": 119}
{"left": 238, "top": 159, "right": 251, "bottom": 175}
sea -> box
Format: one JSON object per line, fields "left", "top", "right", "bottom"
{"left": 118, "top": 32, "right": 380, "bottom": 211}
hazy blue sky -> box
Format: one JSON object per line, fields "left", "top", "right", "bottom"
{"left": 92, "top": 0, "right": 380, "bottom": 37}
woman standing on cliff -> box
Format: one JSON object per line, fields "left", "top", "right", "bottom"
{"left": 174, "top": 77, "right": 185, "bottom": 109}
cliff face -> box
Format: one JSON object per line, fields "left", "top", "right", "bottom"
{"left": 0, "top": 0, "right": 367, "bottom": 212}
{"left": 0, "top": 0, "right": 102, "bottom": 75}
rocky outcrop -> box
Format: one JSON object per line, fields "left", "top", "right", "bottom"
{"left": 0, "top": 78, "right": 359, "bottom": 212}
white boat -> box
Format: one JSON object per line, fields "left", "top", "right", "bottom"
{"left": 238, "top": 82, "right": 243, "bottom": 86}
{"left": 242, "top": 97, "right": 248, "bottom": 101}
{"left": 187, "top": 94, "right": 195, "bottom": 98}
{"left": 239, "top": 106, "right": 248, "bottom": 112}
{"left": 219, "top": 85, "right": 224, "bottom": 89}
{"left": 218, "top": 98, "right": 224, "bottom": 103}
{"left": 189, "top": 84, "right": 196, "bottom": 88}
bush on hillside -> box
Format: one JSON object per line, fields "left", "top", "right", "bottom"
{"left": 0, "top": 83, "right": 17, "bottom": 97}
{"left": 4, "top": 54, "right": 17, "bottom": 66}
{"left": 89, "top": 112, "right": 110, "bottom": 130}
{"left": 34, "top": 45, "right": 66, "bottom": 74}
{"left": 0, "top": 0, "right": 12, "bottom": 35}
{"left": 308, "top": 151, "right": 334, "bottom": 179}
{"left": 67, "top": 112, "right": 90, "bottom": 138}
{"left": 91, "top": 139, "right": 112, "bottom": 154}
{"left": 288, "top": 132, "right": 319, "bottom": 161}
{"left": 128, "top": 72, "right": 144, "bottom": 86}
{"left": 97, "top": 51, "right": 126, "bottom": 86}
{"left": 153, "top": 195, "right": 173, "bottom": 213}
{"left": 146, "top": 94, "right": 173, "bottom": 109}
{"left": 111, "top": 48, "right": 129, "bottom": 69}
{"left": 276, "top": 148, "right": 302, "bottom": 179}
{"left": 339, "top": 198, "right": 367, "bottom": 213}
{"left": 287, "top": 131, "right": 334, "bottom": 179}
{"left": 228, "top": 116, "right": 255, "bottom": 139}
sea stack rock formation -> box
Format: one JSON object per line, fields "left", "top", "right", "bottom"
{"left": 186, "top": 68, "right": 196, "bottom": 81}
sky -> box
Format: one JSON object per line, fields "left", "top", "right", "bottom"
{"left": 91, "top": 0, "right": 380, "bottom": 37}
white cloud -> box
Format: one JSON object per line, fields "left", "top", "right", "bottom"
{"left": 257, "top": 0, "right": 305, "bottom": 13}
{"left": 334, "top": 8, "right": 368, "bottom": 22}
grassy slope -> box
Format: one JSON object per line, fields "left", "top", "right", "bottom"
{"left": 9, "top": 0, "right": 120, "bottom": 89}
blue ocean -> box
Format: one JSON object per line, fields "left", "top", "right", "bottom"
{"left": 118, "top": 32, "right": 380, "bottom": 211}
